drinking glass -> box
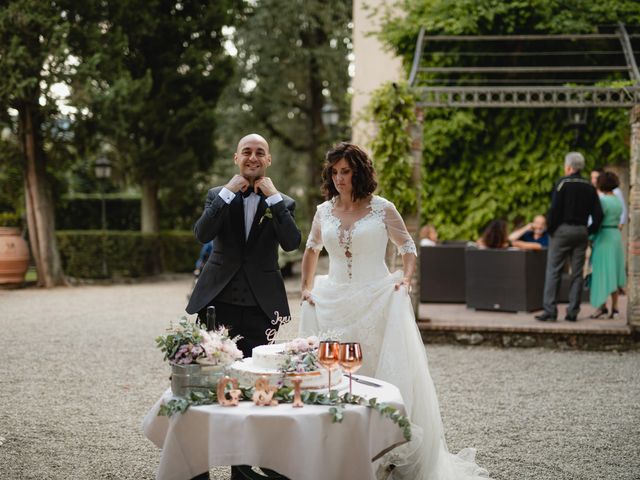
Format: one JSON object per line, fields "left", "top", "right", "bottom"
{"left": 317, "top": 340, "right": 340, "bottom": 394}
{"left": 339, "top": 342, "right": 363, "bottom": 395}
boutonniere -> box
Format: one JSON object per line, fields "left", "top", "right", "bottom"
{"left": 259, "top": 207, "right": 273, "bottom": 225}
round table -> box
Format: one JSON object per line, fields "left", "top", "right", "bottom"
{"left": 143, "top": 376, "right": 408, "bottom": 480}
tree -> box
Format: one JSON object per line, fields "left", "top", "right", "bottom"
{"left": 217, "top": 0, "right": 352, "bottom": 220}
{"left": 0, "top": 1, "right": 73, "bottom": 286}
{"left": 69, "top": 0, "right": 237, "bottom": 233}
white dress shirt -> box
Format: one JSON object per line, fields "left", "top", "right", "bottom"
{"left": 218, "top": 187, "right": 283, "bottom": 240}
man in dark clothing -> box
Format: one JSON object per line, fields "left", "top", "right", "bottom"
{"left": 186, "top": 133, "right": 301, "bottom": 480}
{"left": 536, "top": 152, "right": 603, "bottom": 322}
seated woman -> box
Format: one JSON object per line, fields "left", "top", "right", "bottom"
{"left": 508, "top": 215, "right": 549, "bottom": 250}
{"left": 477, "top": 219, "right": 509, "bottom": 249}
{"left": 419, "top": 224, "right": 438, "bottom": 246}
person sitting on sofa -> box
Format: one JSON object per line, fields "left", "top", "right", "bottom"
{"left": 508, "top": 215, "right": 549, "bottom": 250}
{"left": 477, "top": 219, "right": 510, "bottom": 249}
{"left": 419, "top": 224, "right": 438, "bottom": 246}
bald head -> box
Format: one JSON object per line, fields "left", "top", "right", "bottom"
{"left": 237, "top": 133, "right": 269, "bottom": 153}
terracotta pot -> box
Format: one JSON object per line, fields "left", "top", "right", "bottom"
{"left": 0, "top": 227, "right": 30, "bottom": 285}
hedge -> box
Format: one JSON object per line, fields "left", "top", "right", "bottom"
{"left": 56, "top": 198, "right": 141, "bottom": 230}
{"left": 56, "top": 230, "right": 201, "bottom": 279}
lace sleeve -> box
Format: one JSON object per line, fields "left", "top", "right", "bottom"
{"left": 305, "top": 209, "right": 324, "bottom": 252}
{"left": 383, "top": 200, "right": 417, "bottom": 256}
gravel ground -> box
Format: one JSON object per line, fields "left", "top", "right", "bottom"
{"left": 0, "top": 277, "right": 638, "bottom": 480}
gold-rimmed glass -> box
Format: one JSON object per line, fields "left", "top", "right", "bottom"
{"left": 317, "top": 340, "right": 340, "bottom": 394}
{"left": 339, "top": 342, "right": 363, "bottom": 395}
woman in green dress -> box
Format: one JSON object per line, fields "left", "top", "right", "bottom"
{"left": 590, "top": 171, "right": 626, "bottom": 319}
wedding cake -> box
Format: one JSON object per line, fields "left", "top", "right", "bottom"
{"left": 229, "top": 338, "right": 343, "bottom": 390}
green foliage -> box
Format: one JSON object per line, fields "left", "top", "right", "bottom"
{"left": 418, "top": 107, "right": 629, "bottom": 240}
{"left": 158, "top": 382, "right": 412, "bottom": 441}
{"left": 55, "top": 194, "right": 203, "bottom": 231}
{"left": 0, "top": 131, "right": 23, "bottom": 215}
{"left": 379, "top": 0, "right": 640, "bottom": 69}
{"left": 155, "top": 317, "right": 204, "bottom": 363}
{"left": 56, "top": 230, "right": 199, "bottom": 278}
{"left": 368, "top": 82, "right": 417, "bottom": 216}
{"left": 56, "top": 196, "right": 141, "bottom": 230}
{"left": 159, "top": 231, "right": 202, "bottom": 273}
{"left": 0, "top": 212, "right": 20, "bottom": 227}
{"left": 370, "top": 0, "right": 637, "bottom": 239}
{"left": 67, "top": 0, "right": 237, "bottom": 231}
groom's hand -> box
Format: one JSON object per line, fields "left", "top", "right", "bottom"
{"left": 254, "top": 176, "right": 278, "bottom": 197}
{"left": 225, "top": 174, "right": 251, "bottom": 193}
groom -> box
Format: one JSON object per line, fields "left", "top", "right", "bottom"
{"left": 186, "top": 133, "right": 301, "bottom": 357}
{"left": 186, "top": 134, "right": 299, "bottom": 480}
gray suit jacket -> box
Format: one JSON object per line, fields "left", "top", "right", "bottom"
{"left": 185, "top": 186, "right": 301, "bottom": 322}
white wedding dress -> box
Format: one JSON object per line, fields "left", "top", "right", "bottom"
{"left": 300, "top": 195, "right": 491, "bottom": 480}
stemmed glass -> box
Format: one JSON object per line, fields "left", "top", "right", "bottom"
{"left": 317, "top": 340, "right": 340, "bottom": 394}
{"left": 339, "top": 342, "right": 363, "bottom": 396}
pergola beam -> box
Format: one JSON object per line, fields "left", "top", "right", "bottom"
{"left": 617, "top": 22, "right": 640, "bottom": 83}
{"left": 418, "top": 66, "right": 629, "bottom": 74}
{"left": 420, "top": 34, "right": 622, "bottom": 41}
{"left": 415, "top": 86, "right": 640, "bottom": 108}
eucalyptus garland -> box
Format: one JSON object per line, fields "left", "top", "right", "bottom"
{"left": 158, "top": 385, "right": 412, "bottom": 441}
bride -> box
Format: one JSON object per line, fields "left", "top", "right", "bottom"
{"left": 299, "top": 143, "right": 491, "bottom": 480}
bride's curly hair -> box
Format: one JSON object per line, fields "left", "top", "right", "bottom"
{"left": 321, "top": 142, "right": 378, "bottom": 201}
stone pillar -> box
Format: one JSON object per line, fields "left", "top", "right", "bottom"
{"left": 628, "top": 105, "right": 640, "bottom": 328}
{"left": 409, "top": 107, "right": 424, "bottom": 316}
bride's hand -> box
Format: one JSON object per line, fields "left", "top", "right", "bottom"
{"left": 301, "top": 289, "right": 315, "bottom": 305}
{"left": 395, "top": 277, "right": 412, "bottom": 294}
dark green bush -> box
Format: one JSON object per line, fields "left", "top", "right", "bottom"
{"left": 56, "top": 197, "right": 141, "bottom": 230}
{"left": 57, "top": 230, "right": 201, "bottom": 278}
{"left": 56, "top": 195, "right": 200, "bottom": 231}
{"left": 159, "top": 231, "right": 201, "bottom": 273}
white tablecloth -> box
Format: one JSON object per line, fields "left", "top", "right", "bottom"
{"left": 143, "top": 376, "right": 407, "bottom": 480}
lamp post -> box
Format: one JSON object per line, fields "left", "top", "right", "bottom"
{"left": 94, "top": 155, "right": 112, "bottom": 277}
{"left": 567, "top": 107, "right": 588, "bottom": 146}
{"left": 321, "top": 102, "right": 340, "bottom": 140}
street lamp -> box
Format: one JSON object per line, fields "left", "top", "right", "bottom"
{"left": 94, "top": 155, "right": 112, "bottom": 181}
{"left": 567, "top": 107, "right": 588, "bottom": 146}
{"left": 321, "top": 102, "right": 340, "bottom": 135}
{"left": 94, "top": 155, "right": 111, "bottom": 277}
{"left": 567, "top": 107, "right": 588, "bottom": 126}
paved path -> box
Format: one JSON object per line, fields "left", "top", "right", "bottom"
{"left": 1, "top": 277, "right": 638, "bottom": 479}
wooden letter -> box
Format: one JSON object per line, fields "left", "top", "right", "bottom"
{"left": 253, "top": 376, "right": 279, "bottom": 406}
{"left": 292, "top": 377, "right": 304, "bottom": 408}
{"left": 217, "top": 376, "right": 241, "bottom": 406}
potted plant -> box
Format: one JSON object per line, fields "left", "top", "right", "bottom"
{"left": 156, "top": 317, "right": 243, "bottom": 397}
{"left": 0, "top": 212, "right": 29, "bottom": 286}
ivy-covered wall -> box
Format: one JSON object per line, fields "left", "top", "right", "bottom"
{"left": 370, "top": 0, "right": 638, "bottom": 240}
{"left": 420, "top": 107, "right": 628, "bottom": 240}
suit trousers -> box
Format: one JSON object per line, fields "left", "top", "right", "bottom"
{"left": 543, "top": 224, "right": 589, "bottom": 317}
{"left": 197, "top": 300, "right": 273, "bottom": 358}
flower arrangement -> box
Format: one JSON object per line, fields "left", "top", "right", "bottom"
{"left": 281, "top": 336, "right": 321, "bottom": 374}
{"left": 199, "top": 327, "right": 244, "bottom": 366}
{"left": 155, "top": 317, "right": 243, "bottom": 366}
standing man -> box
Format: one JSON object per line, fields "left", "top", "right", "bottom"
{"left": 536, "top": 152, "right": 603, "bottom": 322}
{"left": 186, "top": 133, "right": 301, "bottom": 356}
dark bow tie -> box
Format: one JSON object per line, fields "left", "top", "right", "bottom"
{"left": 241, "top": 188, "right": 264, "bottom": 199}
